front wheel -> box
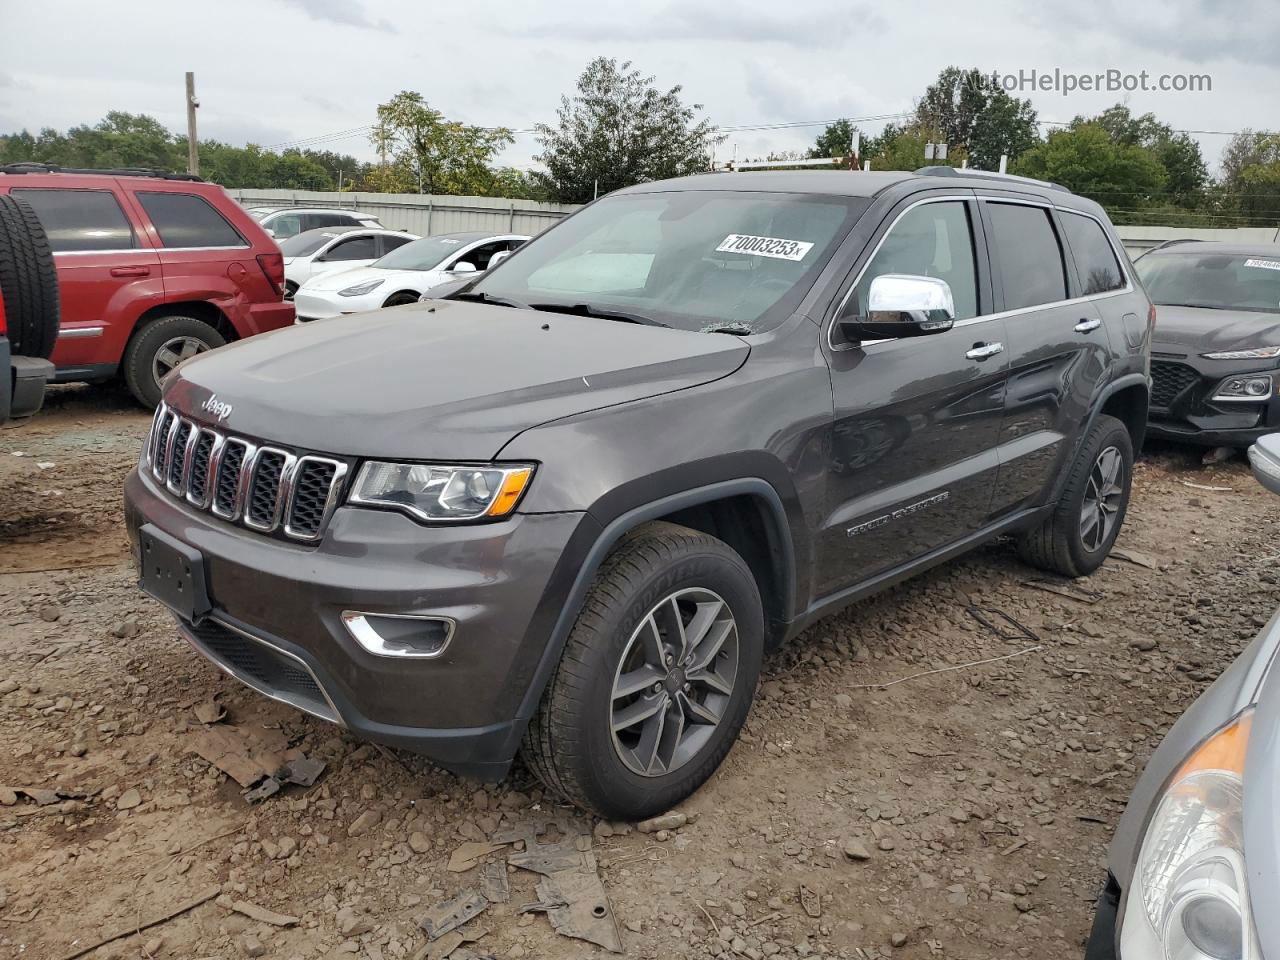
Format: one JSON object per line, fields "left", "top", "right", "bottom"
{"left": 1017, "top": 414, "right": 1133, "bottom": 578}
{"left": 522, "top": 522, "right": 764, "bottom": 819}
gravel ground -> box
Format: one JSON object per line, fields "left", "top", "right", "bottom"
{"left": 1, "top": 384, "right": 1277, "bottom": 960}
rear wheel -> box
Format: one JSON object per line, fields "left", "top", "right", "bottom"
{"left": 122, "top": 315, "right": 225, "bottom": 408}
{"left": 1017, "top": 414, "right": 1133, "bottom": 578}
{"left": 522, "top": 522, "right": 764, "bottom": 819}
{"left": 0, "top": 194, "right": 59, "bottom": 359}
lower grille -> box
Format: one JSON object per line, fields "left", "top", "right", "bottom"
{"left": 181, "top": 617, "right": 339, "bottom": 724}
{"left": 1151, "top": 361, "right": 1200, "bottom": 408}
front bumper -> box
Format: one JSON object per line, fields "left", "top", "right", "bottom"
{"left": 124, "top": 465, "right": 595, "bottom": 778}
{"left": 293, "top": 287, "right": 376, "bottom": 323}
{"left": 1147, "top": 352, "right": 1280, "bottom": 447}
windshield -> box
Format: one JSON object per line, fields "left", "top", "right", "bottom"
{"left": 468, "top": 190, "right": 869, "bottom": 334}
{"left": 279, "top": 231, "right": 347, "bottom": 257}
{"left": 246, "top": 208, "right": 271, "bottom": 221}
{"left": 1136, "top": 251, "right": 1280, "bottom": 314}
{"left": 374, "top": 235, "right": 470, "bottom": 271}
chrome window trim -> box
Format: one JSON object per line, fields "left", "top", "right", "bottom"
{"left": 828, "top": 193, "right": 1136, "bottom": 352}
{"left": 53, "top": 249, "right": 144, "bottom": 257}
{"left": 283, "top": 456, "right": 350, "bottom": 541}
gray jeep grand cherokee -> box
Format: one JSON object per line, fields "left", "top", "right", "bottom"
{"left": 125, "top": 168, "right": 1153, "bottom": 818}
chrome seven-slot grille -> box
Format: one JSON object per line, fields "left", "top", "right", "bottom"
{"left": 146, "top": 403, "right": 348, "bottom": 542}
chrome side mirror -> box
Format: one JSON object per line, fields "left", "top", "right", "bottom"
{"left": 1248, "top": 434, "right": 1280, "bottom": 496}
{"left": 839, "top": 274, "right": 956, "bottom": 342}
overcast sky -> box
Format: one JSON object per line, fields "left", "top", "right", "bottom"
{"left": 2, "top": 0, "right": 1277, "bottom": 175}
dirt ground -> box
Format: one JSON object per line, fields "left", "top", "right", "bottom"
{"left": 1, "top": 385, "right": 1277, "bottom": 960}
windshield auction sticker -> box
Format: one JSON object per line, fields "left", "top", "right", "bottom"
{"left": 716, "top": 234, "right": 814, "bottom": 261}
{"left": 1244, "top": 258, "right": 1280, "bottom": 271}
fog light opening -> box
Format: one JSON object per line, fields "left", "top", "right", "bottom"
{"left": 341, "top": 611, "right": 455, "bottom": 659}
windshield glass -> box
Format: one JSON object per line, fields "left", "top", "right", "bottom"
{"left": 1136, "top": 251, "right": 1280, "bottom": 313}
{"left": 468, "top": 190, "right": 869, "bottom": 333}
{"left": 374, "top": 235, "right": 469, "bottom": 271}
{"left": 279, "top": 230, "right": 346, "bottom": 257}
{"left": 247, "top": 208, "right": 271, "bottom": 221}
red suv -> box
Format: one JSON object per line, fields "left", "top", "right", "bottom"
{"left": 0, "top": 164, "right": 294, "bottom": 406}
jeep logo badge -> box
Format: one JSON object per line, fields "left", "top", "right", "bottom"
{"left": 201, "top": 394, "right": 233, "bottom": 423}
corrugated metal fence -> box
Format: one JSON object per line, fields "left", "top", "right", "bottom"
{"left": 228, "top": 189, "right": 582, "bottom": 237}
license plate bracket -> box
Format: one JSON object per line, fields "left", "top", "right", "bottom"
{"left": 137, "top": 524, "right": 210, "bottom": 621}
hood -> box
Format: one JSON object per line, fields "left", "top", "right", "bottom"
{"left": 164, "top": 300, "right": 750, "bottom": 460}
{"left": 1152, "top": 305, "right": 1280, "bottom": 354}
{"left": 303, "top": 265, "right": 438, "bottom": 293}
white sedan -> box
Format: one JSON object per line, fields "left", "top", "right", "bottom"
{"left": 280, "top": 227, "right": 419, "bottom": 300}
{"left": 293, "top": 231, "right": 529, "bottom": 323}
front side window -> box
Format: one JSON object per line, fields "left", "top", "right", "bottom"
{"left": 1136, "top": 252, "right": 1280, "bottom": 313}
{"left": 469, "top": 191, "right": 868, "bottom": 333}
{"left": 136, "top": 192, "right": 245, "bottom": 248}
{"left": 267, "top": 214, "right": 303, "bottom": 239}
{"left": 325, "top": 235, "right": 378, "bottom": 261}
{"left": 848, "top": 200, "right": 979, "bottom": 322}
{"left": 986, "top": 203, "right": 1068, "bottom": 311}
{"left": 11, "top": 188, "right": 136, "bottom": 252}
{"left": 279, "top": 230, "right": 345, "bottom": 257}
{"left": 1061, "top": 211, "right": 1125, "bottom": 295}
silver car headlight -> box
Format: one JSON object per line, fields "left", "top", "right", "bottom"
{"left": 1203, "top": 346, "right": 1280, "bottom": 360}
{"left": 349, "top": 462, "right": 534, "bottom": 522}
{"left": 339, "top": 279, "right": 385, "bottom": 297}
{"left": 1211, "top": 375, "right": 1273, "bottom": 402}
{"left": 1122, "top": 710, "right": 1259, "bottom": 960}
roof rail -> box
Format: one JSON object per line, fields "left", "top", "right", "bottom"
{"left": 914, "top": 165, "right": 1069, "bottom": 193}
{"left": 0, "top": 162, "right": 204, "bottom": 182}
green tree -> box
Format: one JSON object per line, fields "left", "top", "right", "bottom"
{"left": 533, "top": 57, "right": 723, "bottom": 203}
{"left": 1012, "top": 124, "right": 1168, "bottom": 214}
{"left": 370, "top": 91, "right": 513, "bottom": 196}
{"left": 1072, "top": 105, "right": 1207, "bottom": 205}
{"left": 809, "top": 119, "right": 860, "bottom": 160}
{"left": 915, "top": 68, "right": 1039, "bottom": 170}
{"left": 1220, "top": 131, "right": 1280, "bottom": 224}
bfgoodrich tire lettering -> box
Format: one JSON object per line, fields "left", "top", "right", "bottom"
{"left": 1017, "top": 414, "right": 1133, "bottom": 578}
{"left": 521, "top": 521, "right": 764, "bottom": 819}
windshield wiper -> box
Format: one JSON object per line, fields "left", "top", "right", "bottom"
{"left": 528, "top": 302, "right": 670, "bottom": 328}
{"left": 452, "top": 291, "right": 531, "bottom": 310}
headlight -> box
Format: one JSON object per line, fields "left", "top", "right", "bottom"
{"left": 1203, "top": 346, "right": 1280, "bottom": 360}
{"left": 338, "top": 279, "right": 385, "bottom": 297}
{"left": 1212, "top": 376, "right": 1273, "bottom": 402}
{"left": 1122, "top": 711, "right": 1260, "bottom": 960}
{"left": 349, "top": 462, "right": 534, "bottom": 522}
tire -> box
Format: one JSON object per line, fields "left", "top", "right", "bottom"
{"left": 382, "top": 291, "right": 420, "bottom": 308}
{"left": 0, "top": 194, "right": 59, "bottom": 359}
{"left": 1017, "top": 414, "right": 1133, "bottom": 578}
{"left": 521, "top": 521, "right": 764, "bottom": 819}
{"left": 122, "top": 315, "right": 226, "bottom": 408}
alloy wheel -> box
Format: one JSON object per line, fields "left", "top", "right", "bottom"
{"left": 152, "top": 335, "right": 210, "bottom": 386}
{"left": 609, "top": 587, "right": 740, "bottom": 777}
{"left": 1080, "top": 445, "right": 1124, "bottom": 552}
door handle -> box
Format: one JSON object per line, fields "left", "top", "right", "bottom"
{"left": 1074, "top": 317, "right": 1102, "bottom": 333}
{"left": 965, "top": 342, "right": 1004, "bottom": 361}
{"left": 109, "top": 266, "right": 150, "bottom": 278}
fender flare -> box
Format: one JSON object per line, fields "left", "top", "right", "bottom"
{"left": 1050, "top": 371, "right": 1150, "bottom": 503}
{"left": 503, "top": 477, "right": 795, "bottom": 749}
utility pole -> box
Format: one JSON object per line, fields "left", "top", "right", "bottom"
{"left": 185, "top": 72, "right": 200, "bottom": 176}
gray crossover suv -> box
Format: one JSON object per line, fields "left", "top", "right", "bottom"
{"left": 1086, "top": 433, "right": 1280, "bottom": 960}
{"left": 124, "top": 168, "right": 1153, "bottom": 818}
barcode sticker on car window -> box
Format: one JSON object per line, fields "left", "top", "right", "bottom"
{"left": 716, "top": 234, "right": 814, "bottom": 261}
{"left": 1244, "top": 258, "right": 1280, "bottom": 271}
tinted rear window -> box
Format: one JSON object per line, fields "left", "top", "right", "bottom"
{"left": 136, "top": 192, "right": 245, "bottom": 248}
{"left": 987, "top": 203, "right": 1068, "bottom": 311}
{"left": 10, "top": 188, "right": 137, "bottom": 252}
{"left": 1061, "top": 211, "right": 1125, "bottom": 295}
